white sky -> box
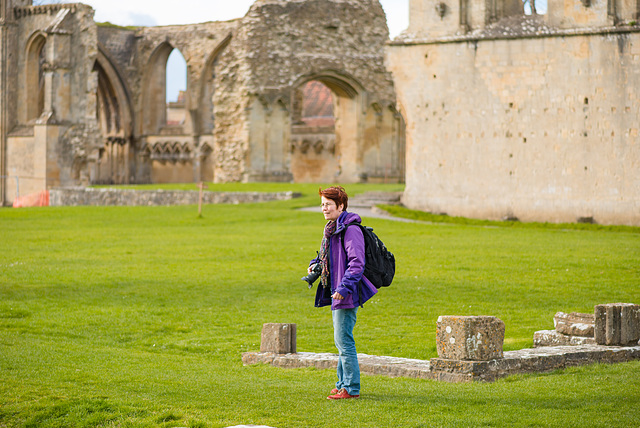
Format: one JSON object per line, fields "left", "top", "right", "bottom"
{"left": 39, "top": 0, "right": 410, "bottom": 37}
{"left": 38, "top": 0, "right": 409, "bottom": 101}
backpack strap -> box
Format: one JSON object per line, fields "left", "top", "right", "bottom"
{"left": 340, "top": 224, "right": 365, "bottom": 308}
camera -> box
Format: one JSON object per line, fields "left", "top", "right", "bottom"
{"left": 301, "top": 263, "right": 322, "bottom": 288}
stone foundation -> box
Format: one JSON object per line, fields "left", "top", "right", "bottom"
{"left": 245, "top": 306, "right": 639, "bottom": 383}
{"left": 49, "top": 187, "right": 300, "bottom": 206}
{"left": 242, "top": 344, "right": 640, "bottom": 383}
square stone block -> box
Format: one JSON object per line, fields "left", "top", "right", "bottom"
{"left": 594, "top": 303, "right": 640, "bottom": 346}
{"left": 436, "top": 316, "right": 505, "bottom": 361}
{"left": 260, "top": 323, "right": 297, "bottom": 354}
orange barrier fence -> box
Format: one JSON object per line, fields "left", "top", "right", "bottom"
{"left": 12, "top": 190, "right": 50, "bottom": 208}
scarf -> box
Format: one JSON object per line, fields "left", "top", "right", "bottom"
{"left": 319, "top": 220, "right": 337, "bottom": 290}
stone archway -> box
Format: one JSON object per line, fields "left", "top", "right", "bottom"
{"left": 139, "top": 42, "right": 197, "bottom": 183}
{"left": 24, "top": 32, "right": 46, "bottom": 122}
{"left": 92, "top": 49, "right": 134, "bottom": 184}
{"left": 140, "top": 42, "right": 174, "bottom": 135}
{"left": 289, "top": 73, "right": 362, "bottom": 183}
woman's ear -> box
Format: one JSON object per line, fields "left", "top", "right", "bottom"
{"left": 338, "top": 204, "right": 345, "bottom": 212}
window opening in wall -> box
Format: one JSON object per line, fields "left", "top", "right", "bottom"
{"left": 299, "top": 80, "right": 335, "bottom": 128}
{"left": 165, "top": 49, "right": 187, "bottom": 126}
{"left": 26, "top": 35, "right": 47, "bottom": 121}
{"left": 523, "top": 0, "right": 547, "bottom": 15}
{"left": 290, "top": 79, "right": 339, "bottom": 182}
{"left": 36, "top": 42, "right": 46, "bottom": 118}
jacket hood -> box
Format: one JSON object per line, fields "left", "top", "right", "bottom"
{"left": 335, "top": 211, "right": 361, "bottom": 234}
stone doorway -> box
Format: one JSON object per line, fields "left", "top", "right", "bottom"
{"left": 290, "top": 76, "right": 360, "bottom": 183}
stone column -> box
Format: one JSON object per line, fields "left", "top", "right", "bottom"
{"left": 0, "top": 0, "right": 16, "bottom": 206}
{"left": 0, "top": 19, "right": 7, "bottom": 206}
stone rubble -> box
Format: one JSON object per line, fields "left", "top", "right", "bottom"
{"left": 554, "top": 312, "right": 595, "bottom": 337}
{"left": 533, "top": 330, "right": 596, "bottom": 347}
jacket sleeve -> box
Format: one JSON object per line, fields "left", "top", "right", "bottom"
{"left": 335, "top": 225, "right": 365, "bottom": 298}
{"left": 309, "top": 255, "right": 320, "bottom": 267}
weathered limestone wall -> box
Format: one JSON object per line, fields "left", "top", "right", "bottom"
{"left": 3, "top": 2, "right": 101, "bottom": 203}
{"left": 112, "top": 21, "right": 238, "bottom": 184}
{"left": 236, "top": 0, "right": 404, "bottom": 183}
{"left": 210, "top": 24, "right": 251, "bottom": 183}
{"left": 388, "top": 0, "right": 640, "bottom": 225}
{"left": 0, "top": 0, "right": 30, "bottom": 204}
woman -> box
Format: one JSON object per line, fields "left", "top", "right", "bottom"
{"left": 309, "top": 186, "right": 378, "bottom": 400}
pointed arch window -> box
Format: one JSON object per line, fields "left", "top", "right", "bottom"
{"left": 26, "top": 34, "right": 47, "bottom": 121}
{"left": 165, "top": 49, "right": 187, "bottom": 126}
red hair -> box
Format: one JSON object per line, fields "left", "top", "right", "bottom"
{"left": 319, "top": 186, "right": 348, "bottom": 210}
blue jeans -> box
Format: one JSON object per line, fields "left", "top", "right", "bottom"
{"left": 332, "top": 307, "right": 360, "bottom": 395}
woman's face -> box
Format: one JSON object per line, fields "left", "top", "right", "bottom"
{"left": 321, "top": 196, "right": 343, "bottom": 222}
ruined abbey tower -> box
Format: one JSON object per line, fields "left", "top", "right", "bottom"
{"left": 388, "top": 0, "right": 639, "bottom": 225}
{"left": 0, "top": 0, "right": 405, "bottom": 205}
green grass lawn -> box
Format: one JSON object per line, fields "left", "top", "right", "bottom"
{"left": 1, "top": 183, "right": 639, "bottom": 427}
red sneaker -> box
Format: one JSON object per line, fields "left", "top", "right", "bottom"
{"left": 327, "top": 388, "right": 359, "bottom": 400}
{"left": 330, "top": 388, "right": 339, "bottom": 394}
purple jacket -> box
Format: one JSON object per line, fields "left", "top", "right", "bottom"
{"left": 312, "top": 211, "right": 378, "bottom": 309}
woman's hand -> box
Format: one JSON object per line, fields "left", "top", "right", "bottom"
{"left": 331, "top": 291, "right": 344, "bottom": 300}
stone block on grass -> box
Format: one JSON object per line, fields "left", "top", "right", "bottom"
{"left": 594, "top": 303, "right": 640, "bottom": 346}
{"left": 260, "top": 323, "right": 297, "bottom": 354}
{"left": 436, "top": 316, "right": 505, "bottom": 361}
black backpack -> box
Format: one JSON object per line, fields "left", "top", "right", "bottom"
{"left": 342, "top": 223, "right": 395, "bottom": 288}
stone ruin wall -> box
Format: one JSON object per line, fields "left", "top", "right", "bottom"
{"left": 236, "top": 0, "right": 405, "bottom": 183}
{"left": 3, "top": 3, "right": 102, "bottom": 198}
{"left": 387, "top": 0, "right": 640, "bottom": 226}
{"left": 0, "top": 0, "right": 404, "bottom": 205}
{"left": 128, "top": 20, "right": 242, "bottom": 183}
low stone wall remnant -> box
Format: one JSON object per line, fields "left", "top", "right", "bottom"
{"left": 49, "top": 187, "right": 300, "bottom": 206}
{"left": 242, "top": 344, "right": 640, "bottom": 383}
{"left": 244, "top": 304, "right": 640, "bottom": 383}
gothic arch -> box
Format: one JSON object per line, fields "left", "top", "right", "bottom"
{"left": 94, "top": 47, "right": 133, "bottom": 138}
{"left": 292, "top": 70, "right": 363, "bottom": 100}
{"left": 140, "top": 41, "right": 175, "bottom": 135}
{"left": 197, "top": 34, "right": 232, "bottom": 136}
{"left": 289, "top": 71, "right": 364, "bottom": 182}
{"left": 92, "top": 47, "right": 134, "bottom": 184}
{"left": 24, "top": 31, "right": 47, "bottom": 122}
